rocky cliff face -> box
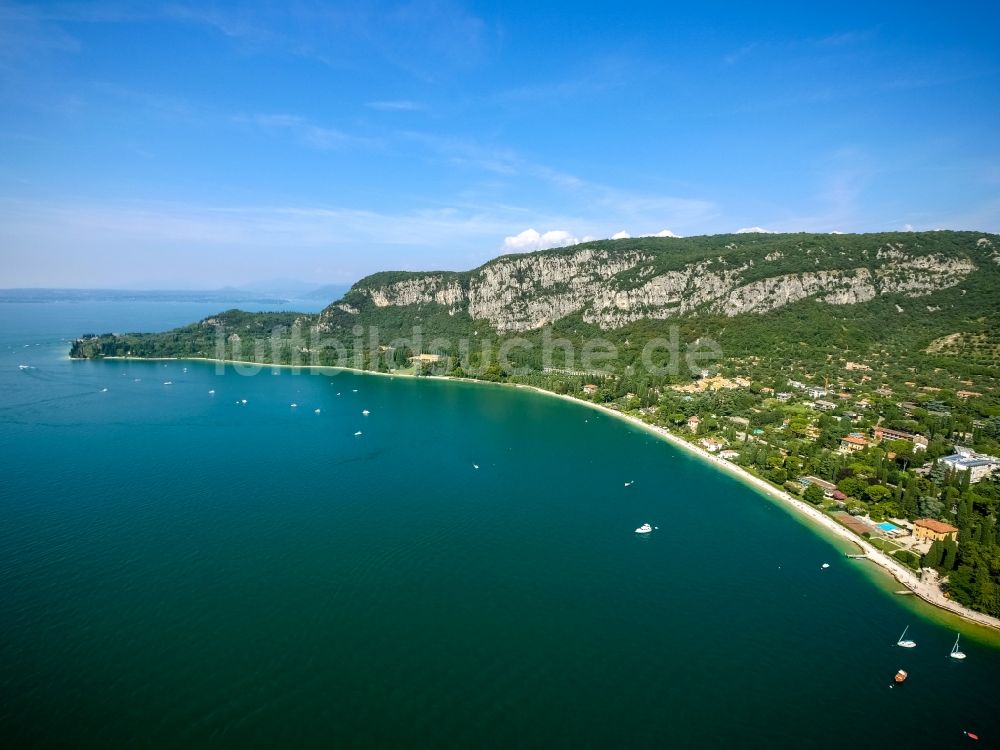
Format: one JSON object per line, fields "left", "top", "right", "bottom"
{"left": 321, "top": 234, "right": 989, "bottom": 332}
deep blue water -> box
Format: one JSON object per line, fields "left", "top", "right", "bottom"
{"left": 1, "top": 302, "right": 998, "bottom": 749}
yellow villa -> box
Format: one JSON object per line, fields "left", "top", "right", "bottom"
{"left": 913, "top": 518, "right": 959, "bottom": 543}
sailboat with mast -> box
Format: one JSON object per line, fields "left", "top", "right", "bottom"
{"left": 949, "top": 633, "right": 966, "bottom": 660}
{"left": 896, "top": 626, "right": 916, "bottom": 648}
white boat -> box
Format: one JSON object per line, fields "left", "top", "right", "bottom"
{"left": 635, "top": 523, "right": 653, "bottom": 534}
{"left": 473, "top": 464, "right": 479, "bottom": 469}
{"left": 362, "top": 409, "right": 370, "bottom": 416}
{"left": 101, "top": 388, "right": 108, "bottom": 392}
{"left": 624, "top": 480, "right": 634, "bottom": 487}
{"left": 290, "top": 403, "right": 297, "bottom": 408}
{"left": 314, "top": 408, "right": 321, "bottom": 414}
{"left": 18, "top": 364, "right": 30, "bottom": 370}
{"left": 950, "top": 633, "right": 966, "bottom": 660}
{"left": 163, "top": 381, "right": 173, "bottom": 385}
{"left": 354, "top": 430, "right": 363, "bottom": 436}
{"left": 897, "top": 625, "right": 917, "bottom": 648}
{"left": 241, "top": 399, "right": 247, "bottom": 404}
{"left": 207, "top": 389, "right": 214, "bottom": 394}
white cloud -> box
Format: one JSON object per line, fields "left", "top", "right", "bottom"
{"left": 831, "top": 230, "right": 844, "bottom": 234}
{"left": 735, "top": 226, "right": 774, "bottom": 234}
{"left": 503, "top": 228, "right": 581, "bottom": 252}
{"left": 611, "top": 230, "right": 631, "bottom": 239}
{"left": 650, "top": 229, "right": 680, "bottom": 237}
{"left": 902, "top": 223, "right": 914, "bottom": 232}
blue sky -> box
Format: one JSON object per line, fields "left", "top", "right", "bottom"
{"left": 1, "top": 0, "right": 999, "bottom": 288}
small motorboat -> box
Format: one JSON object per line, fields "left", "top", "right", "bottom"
{"left": 314, "top": 408, "right": 321, "bottom": 414}
{"left": 362, "top": 409, "right": 370, "bottom": 416}
{"left": 207, "top": 389, "right": 214, "bottom": 394}
{"left": 635, "top": 523, "right": 653, "bottom": 534}
{"left": 897, "top": 626, "right": 917, "bottom": 649}
{"left": 964, "top": 731, "right": 979, "bottom": 741}
{"left": 894, "top": 669, "right": 908, "bottom": 684}
{"left": 624, "top": 481, "right": 634, "bottom": 487}
{"left": 290, "top": 403, "right": 297, "bottom": 408}
{"left": 354, "top": 430, "right": 363, "bottom": 436}
{"left": 163, "top": 381, "right": 173, "bottom": 385}
{"left": 950, "top": 634, "right": 966, "bottom": 660}
{"left": 821, "top": 563, "right": 830, "bottom": 569}
{"left": 473, "top": 464, "right": 479, "bottom": 469}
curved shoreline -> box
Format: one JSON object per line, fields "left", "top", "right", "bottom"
{"left": 92, "top": 354, "right": 1000, "bottom": 632}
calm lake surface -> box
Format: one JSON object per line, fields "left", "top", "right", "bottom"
{"left": 1, "top": 302, "right": 998, "bottom": 748}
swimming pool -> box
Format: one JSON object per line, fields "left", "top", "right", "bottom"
{"left": 877, "top": 522, "right": 900, "bottom": 532}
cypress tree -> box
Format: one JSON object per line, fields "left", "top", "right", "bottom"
{"left": 983, "top": 516, "right": 996, "bottom": 548}
{"left": 960, "top": 469, "right": 971, "bottom": 493}
{"left": 923, "top": 540, "right": 944, "bottom": 568}
{"left": 942, "top": 539, "right": 958, "bottom": 570}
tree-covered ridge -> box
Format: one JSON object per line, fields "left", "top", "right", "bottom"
{"left": 70, "top": 310, "right": 315, "bottom": 359}
{"left": 342, "top": 230, "right": 993, "bottom": 295}
{"left": 319, "top": 230, "right": 995, "bottom": 334}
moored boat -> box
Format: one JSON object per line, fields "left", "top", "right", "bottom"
{"left": 635, "top": 523, "right": 653, "bottom": 534}
{"left": 950, "top": 634, "right": 966, "bottom": 660}
{"left": 894, "top": 669, "right": 908, "bottom": 683}
{"left": 897, "top": 625, "right": 916, "bottom": 648}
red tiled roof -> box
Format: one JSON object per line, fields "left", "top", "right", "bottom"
{"left": 914, "top": 518, "right": 959, "bottom": 534}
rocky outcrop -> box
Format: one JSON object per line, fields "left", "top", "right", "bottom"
{"left": 367, "top": 276, "right": 464, "bottom": 310}
{"left": 875, "top": 256, "right": 976, "bottom": 296}
{"left": 322, "top": 236, "right": 984, "bottom": 332}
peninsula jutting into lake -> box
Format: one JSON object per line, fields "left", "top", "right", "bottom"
{"left": 72, "top": 231, "right": 1000, "bottom": 626}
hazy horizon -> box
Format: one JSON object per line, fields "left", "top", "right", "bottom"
{"left": 2, "top": 1, "right": 999, "bottom": 288}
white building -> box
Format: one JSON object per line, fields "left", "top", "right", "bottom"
{"left": 937, "top": 447, "right": 1000, "bottom": 483}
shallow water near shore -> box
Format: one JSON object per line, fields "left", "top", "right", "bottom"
{"left": 2, "top": 302, "right": 999, "bottom": 748}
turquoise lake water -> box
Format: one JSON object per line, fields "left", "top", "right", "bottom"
{"left": 1, "top": 302, "right": 998, "bottom": 748}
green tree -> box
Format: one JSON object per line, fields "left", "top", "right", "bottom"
{"left": 804, "top": 484, "right": 824, "bottom": 505}
{"left": 941, "top": 539, "right": 958, "bottom": 570}
{"left": 864, "top": 485, "right": 892, "bottom": 504}
{"left": 923, "top": 539, "right": 944, "bottom": 568}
